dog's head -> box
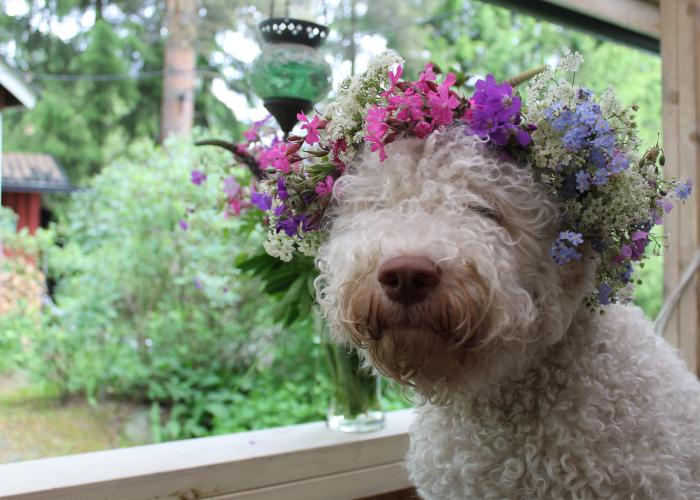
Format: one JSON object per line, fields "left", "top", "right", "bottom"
{"left": 316, "top": 129, "right": 595, "bottom": 401}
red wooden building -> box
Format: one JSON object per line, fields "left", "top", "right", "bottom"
{"left": 1, "top": 153, "right": 74, "bottom": 234}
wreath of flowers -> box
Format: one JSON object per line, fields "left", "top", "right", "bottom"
{"left": 196, "top": 51, "right": 692, "bottom": 307}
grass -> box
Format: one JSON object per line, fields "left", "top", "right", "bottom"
{"left": 0, "top": 373, "right": 151, "bottom": 463}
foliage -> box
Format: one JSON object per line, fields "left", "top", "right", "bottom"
{"left": 15, "top": 138, "right": 285, "bottom": 434}
{"left": 0, "top": 0, "right": 666, "bottom": 448}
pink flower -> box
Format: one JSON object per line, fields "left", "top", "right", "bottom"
{"left": 243, "top": 127, "right": 258, "bottom": 142}
{"left": 259, "top": 143, "right": 290, "bottom": 172}
{"left": 415, "top": 63, "right": 437, "bottom": 92}
{"left": 366, "top": 105, "right": 389, "bottom": 138}
{"left": 315, "top": 176, "right": 334, "bottom": 196}
{"left": 223, "top": 176, "right": 240, "bottom": 198}
{"left": 392, "top": 92, "right": 424, "bottom": 121}
{"left": 365, "top": 135, "right": 387, "bottom": 161}
{"left": 297, "top": 112, "right": 321, "bottom": 145}
{"left": 427, "top": 85, "right": 460, "bottom": 127}
{"left": 381, "top": 64, "right": 403, "bottom": 97}
{"left": 235, "top": 143, "right": 249, "bottom": 155}
{"left": 227, "top": 198, "right": 242, "bottom": 216}
{"left": 413, "top": 121, "right": 433, "bottom": 139}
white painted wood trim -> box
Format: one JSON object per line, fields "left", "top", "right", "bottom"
{"left": 0, "top": 409, "right": 415, "bottom": 500}
{"left": 543, "top": 0, "right": 660, "bottom": 38}
{"left": 0, "top": 59, "right": 37, "bottom": 110}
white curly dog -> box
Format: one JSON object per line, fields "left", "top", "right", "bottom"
{"left": 316, "top": 130, "right": 700, "bottom": 499}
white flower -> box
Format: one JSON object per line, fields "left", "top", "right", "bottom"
{"left": 558, "top": 51, "right": 584, "bottom": 73}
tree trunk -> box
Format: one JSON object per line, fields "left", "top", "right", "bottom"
{"left": 160, "top": 0, "right": 196, "bottom": 143}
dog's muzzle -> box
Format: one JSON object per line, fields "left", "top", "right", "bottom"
{"left": 377, "top": 255, "right": 441, "bottom": 306}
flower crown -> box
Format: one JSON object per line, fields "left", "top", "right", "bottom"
{"left": 204, "top": 51, "right": 691, "bottom": 307}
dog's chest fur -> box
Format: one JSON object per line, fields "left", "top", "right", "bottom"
{"left": 406, "top": 305, "right": 700, "bottom": 499}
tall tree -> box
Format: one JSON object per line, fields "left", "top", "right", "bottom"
{"left": 161, "top": 0, "right": 197, "bottom": 142}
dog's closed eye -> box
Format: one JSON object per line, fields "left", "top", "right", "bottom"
{"left": 471, "top": 205, "right": 499, "bottom": 221}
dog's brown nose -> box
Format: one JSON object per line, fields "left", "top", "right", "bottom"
{"left": 377, "top": 256, "right": 441, "bottom": 306}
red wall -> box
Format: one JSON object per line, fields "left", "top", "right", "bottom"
{"left": 1, "top": 192, "right": 42, "bottom": 234}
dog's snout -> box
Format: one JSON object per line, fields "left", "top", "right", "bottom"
{"left": 377, "top": 256, "right": 441, "bottom": 306}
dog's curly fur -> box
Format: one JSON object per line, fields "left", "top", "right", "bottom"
{"left": 315, "top": 130, "right": 700, "bottom": 499}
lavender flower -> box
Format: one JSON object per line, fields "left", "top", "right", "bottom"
{"left": 550, "top": 231, "right": 584, "bottom": 265}
{"left": 675, "top": 180, "right": 693, "bottom": 200}
{"left": 597, "top": 283, "right": 612, "bottom": 305}
{"left": 251, "top": 191, "right": 272, "bottom": 211}
{"left": 190, "top": 170, "right": 207, "bottom": 185}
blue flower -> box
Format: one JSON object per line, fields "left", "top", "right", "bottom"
{"left": 597, "top": 283, "right": 613, "bottom": 305}
{"left": 575, "top": 102, "right": 601, "bottom": 127}
{"left": 551, "top": 110, "right": 576, "bottom": 132}
{"left": 608, "top": 152, "right": 629, "bottom": 174}
{"left": 592, "top": 129, "right": 615, "bottom": 154}
{"left": 620, "top": 261, "right": 633, "bottom": 283}
{"left": 550, "top": 231, "right": 584, "bottom": 265}
{"left": 675, "top": 180, "right": 693, "bottom": 200}
{"left": 559, "top": 231, "right": 584, "bottom": 245}
{"left": 588, "top": 148, "right": 607, "bottom": 169}
{"left": 576, "top": 171, "right": 591, "bottom": 193}
{"left": 592, "top": 168, "right": 610, "bottom": 186}
{"left": 563, "top": 125, "right": 588, "bottom": 151}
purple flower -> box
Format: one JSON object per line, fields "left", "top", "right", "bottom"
{"left": 592, "top": 130, "right": 615, "bottom": 154}
{"left": 276, "top": 177, "right": 289, "bottom": 201}
{"left": 190, "top": 169, "right": 207, "bottom": 185}
{"left": 675, "top": 180, "right": 693, "bottom": 200}
{"left": 592, "top": 168, "right": 610, "bottom": 186}
{"left": 515, "top": 128, "right": 531, "bottom": 147}
{"left": 275, "top": 214, "right": 309, "bottom": 237}
{"left": 560, "top": 231, "right": 584, "bottom": 245}
{"left": 179, "top": 219, "right": 189, "bottom": 231}
{"left": 597, "top": 283, "right": 612, "bottom": 305}
{"left": 657, "top": 198, "right": 674, "bottom": 213}
{"left": 575, "top": 171, "right": 591, "bottom": 193}
{"left": 609, "top": 152, "right": 629, "bottom": 174}
{"left": 588, "top": 149, "right": 607, "bottom": 169}
{"left": 575, "top": 101, "right": 602, "bottom": 127}
{"left": 563, "top": 126, "right": 588, "bottom": 151}
{"left": 194, "top": 278, "right": 202, "bottom": 289}
{"left": 550, "top": 231, "right": 584, "bottom": 265}
{"left": 551, "top": 109, "right": 576, "bottom": 132}
{"left": 251, "top": 191, "right": 272, "bottom": 211}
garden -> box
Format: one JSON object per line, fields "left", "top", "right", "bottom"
{"left": 0, "top": 0, "right": 665, "bottom": 462}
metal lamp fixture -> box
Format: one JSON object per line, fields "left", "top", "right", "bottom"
{"left": 250, "top": 6, "right": 332, "bottom": 135}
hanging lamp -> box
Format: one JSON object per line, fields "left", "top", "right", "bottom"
{"left": 250, "top": 2, "right": 332, "bottom": 135}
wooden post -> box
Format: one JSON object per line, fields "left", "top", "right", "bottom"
{"left": 660, "top": 0, "right": 700, "bottom": 373}
{"left": 1, "top": 90, "right": 5, "bottom": 259}
{"left": 160, "top": 0, "right": 196, "bottom": 143}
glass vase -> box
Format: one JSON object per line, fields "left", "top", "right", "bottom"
{"left": 325, "top": 342, "right": 385, "bottom": 433}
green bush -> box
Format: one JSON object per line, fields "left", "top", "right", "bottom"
{"left": 27, "top": 137, "right": 311, "bottom": 437}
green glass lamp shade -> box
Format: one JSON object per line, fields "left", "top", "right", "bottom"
{"left": 250, "top": 18, "right": 332, "bottom": 134}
